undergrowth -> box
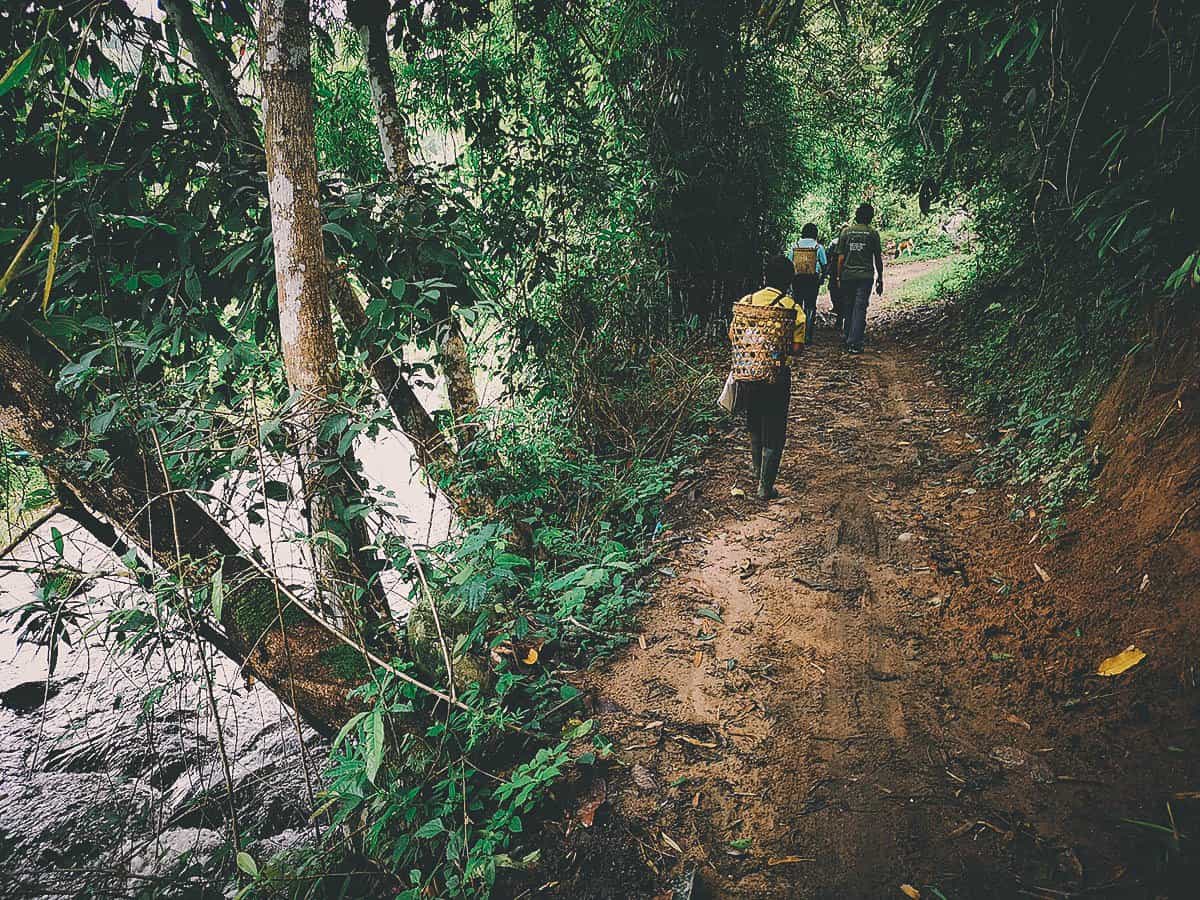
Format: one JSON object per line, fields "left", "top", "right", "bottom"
{"left": 238, "top": 343, "right": 722, "bottom": 899}
{"left": 938, "top": 254, "right": 1134, "bottom": 538}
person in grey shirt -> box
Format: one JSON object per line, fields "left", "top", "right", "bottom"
{"left": 834, "top": 203, "right": 884, "bottom": 353}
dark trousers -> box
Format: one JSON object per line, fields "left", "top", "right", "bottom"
{"left": 792, "top": 279, "right": 820, "bottom": 344}
{"left": 743, "top": 367, "right": 791, "bottom": 452}
{"left": 830, "top": 285, "right": 847, "bottom": 333}
{"left": 842, "top": 279, "right": 872, "bottom": 348}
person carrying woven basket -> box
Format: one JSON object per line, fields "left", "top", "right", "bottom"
{"left": 729, "top": 255, "right": 806, "bottom": 500}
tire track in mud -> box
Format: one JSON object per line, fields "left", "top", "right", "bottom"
{"left": 583, "top": 281, "right": 994, "bottom": 898}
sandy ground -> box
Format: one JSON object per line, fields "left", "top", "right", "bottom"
{"left": 516, "top": 259, "right": 1199, "bottom": 900}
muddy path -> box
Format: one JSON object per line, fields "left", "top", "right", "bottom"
{"left": 557, "top": 261, "right": 1199, "bottom": 899}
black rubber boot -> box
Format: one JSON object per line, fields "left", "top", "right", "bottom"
{"left": 758, "top": 448, "right": 781, "bottom": 500}
{"left": 750, "top": 437, "right": 763, "bottom": 484}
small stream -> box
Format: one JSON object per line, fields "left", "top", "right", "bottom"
{"left": 1, "top": 423, "right": 457, "bottom": 897}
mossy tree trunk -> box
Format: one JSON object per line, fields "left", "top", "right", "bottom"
{"left": 0, "top": 327, "right": 363, "bottom": 736}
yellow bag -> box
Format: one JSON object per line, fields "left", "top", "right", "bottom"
{"left": 729, "top": 302, "right": 796, "bottom": 383}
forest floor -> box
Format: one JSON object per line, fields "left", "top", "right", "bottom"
{"left": 519, "top": 259, "right": 1200, "bottom": 900}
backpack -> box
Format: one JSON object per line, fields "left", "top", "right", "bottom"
{"left": 792, "top": 245, "right": 818, "bottom": 277}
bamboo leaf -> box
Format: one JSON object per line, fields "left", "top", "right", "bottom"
{"left": 364, "top": 706, "right": 385, "bottom": 783}
{"left": 0, "top": 213, "right": 46, "bottom": 298}
{"left": 0, "top": 46, "right": 35, "bottom": 98}
{"left": 40, "top": 221, "right": 59, "bottom": 311}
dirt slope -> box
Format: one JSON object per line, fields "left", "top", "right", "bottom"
{"left": 516, "top": 262, "right": 1200, "bottom": 900}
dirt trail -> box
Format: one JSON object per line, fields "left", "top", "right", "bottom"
{"left": 564, "top": 261, "right": 1199, "bottom": 899}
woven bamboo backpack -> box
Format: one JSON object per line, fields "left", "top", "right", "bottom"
{"left": 729, "top": 298, "right": 796, "bottom": 383}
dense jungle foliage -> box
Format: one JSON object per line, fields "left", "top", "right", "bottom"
{"left": 0, "top": 0, "right": 1196, "bottom": 895}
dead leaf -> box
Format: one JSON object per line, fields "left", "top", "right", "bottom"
{"left": 989, "top": 745, "right": 1031, "bottom": 769}
{"left": 1033, "top": 562, "right": 1051, "bottom": 583}
{"left": 674, "top": 734, "right": 718, "bottom": 749}
{"left": 1097, "top": 645, "right": 1146, "bottom": 676}
{"left": 768, "top": 856, "right": 814, "bottom": 866}
{"left": 632, "top": 763, "right": 659, "bottom": 792}
{"left": 661, "top": 831, "right": 684, "bottom": 854}
{"left": 900, "top": 885, "right": 920, "bottom": 899}
{"left": 577, "top": 778, "right": 606, "bottom": 827}
{"left": 1005, "top": 713, "right": 1032, "bottom": 731}
{"left": 638, "top": 634, "right": 647, "bottom": 650}
{"left": 691, "top": 791, "right": 701, "bottom": 809}
{"left": 693, "top": 650, "right": 704, "bottom": 668}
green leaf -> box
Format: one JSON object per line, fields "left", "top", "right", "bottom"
{"left": 695, "top": 607, "right": 723, "bottom": 623}
{"left": 0, "top": 46, "right": 36, "bottom": 98}
{"left": 331, "top": 710, "right": 367, "bottom": 752}
{"left": 41, "top": 222, "right": 59, "bottom": 312}
{"left": 263, "top": 479, "right": 292, "bottom": 502}
{"left": 414, "top": 817, "right": 445, "bottom": 839}
{"left": 322, "top": 222, "right": 355, "bottom": 241}
{"left": 235, "top": 851, "right": 258, "bottom": 878}
{"left": 89, "top": 406, "right": 118, "bottom": 435}
{"left": 312, "top": 530, "right": 348, "bottom": 554}
{"left": 50, "top": 527, "right": 64, "bottom": 557}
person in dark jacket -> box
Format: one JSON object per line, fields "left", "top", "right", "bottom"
{"left": 826, "top": 228, "right": 847, "bottom": 334}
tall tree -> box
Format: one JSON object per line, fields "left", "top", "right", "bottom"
{"left": 258, "top": 0, "right": 389, "bottom": 634}
{"left": 162, "top": 0, "right": 483, "bottom": 511}
{"left": 347, "top": 0, "right": 482, "bottom": 444}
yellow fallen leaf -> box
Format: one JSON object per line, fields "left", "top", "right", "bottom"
{"left": 521, "top": 647, "right": 538, "bottom": 665}
{"left": 693, "top": 650, "right": 704, "bottom": 667}
{"left": 731, "top": 486, "right": 746, "bottom": 498}
{"left": 1097, "top": 645, "right": 1146, "bottom": 676}
{"left": 768, "top": 855, "right": 814, "bottom": 866}
{"left": 900, "top": 886, "right": 921, "bottom": 899}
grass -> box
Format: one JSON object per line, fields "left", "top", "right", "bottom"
{"left": 890, "top": 254, "right": 970, "bottom": 308}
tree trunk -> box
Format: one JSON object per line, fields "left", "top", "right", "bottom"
{"left": 0, "top": 329, "right": 359, "bottom": 735}
{"left": 349, "top": 0, "right": 412, "bottom": 190}
{"left": 348, "top": 0, "right": 482, "bottom": 445}
{"left": 328, "top": 270, "right": 450, "bottom": 472}
{"left": 159, "top": 0, "right": 259, "bottom": 146}
{"left": 259, "top": 0, "right": 391, "bottom": 635}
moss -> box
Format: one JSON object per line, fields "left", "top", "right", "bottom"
{"left": 318, "top": 641, "right": 371, "bottom": 682}
{"left": 405, "top": 587, "right": 491, "bottom": 694}
{"left": 230, "top": 577, "right": 306, "bottom": 644}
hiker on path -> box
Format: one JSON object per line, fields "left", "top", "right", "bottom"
{"left": 788, "top": 223, "right": 827, "bottom": 345}
{"left": 826, "top": 226, "right": 848, "bottom": 335}
{"left": 835, "top": 203, "right": 884, "bottom": 353}
{"left": 729, "top": 255, "right": 805, "bottom": 500}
